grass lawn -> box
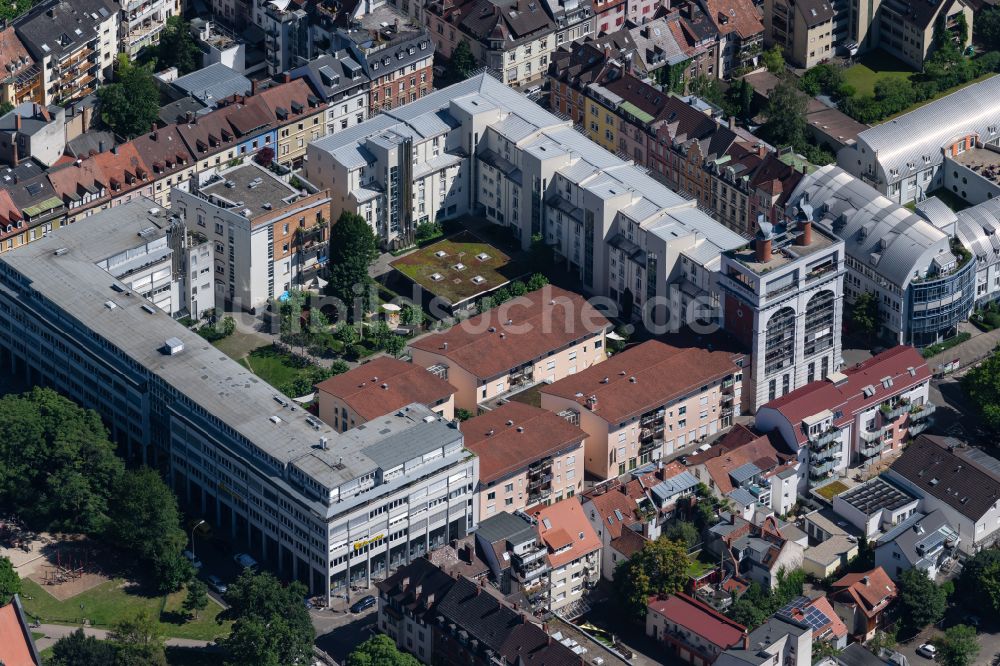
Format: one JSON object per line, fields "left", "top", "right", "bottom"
{"left": 239, "top": 345, "right": 309, "bottom": 388}
{"left": 687, "top": 558, "right": 715, "bottom": 579}
{"left": 390, "top": 231, "right": 523, "bottom": 306}
{"left": 212, "top": 330, "right": 267, "bottom": 361}
{"left": 842, "top": 49, "right": 915, "bottom": 97}
{"left": 21, "top": 579, "right": 231, "bottom": 640}
{"left": 927, "top": 187, "right": 973, "bottom": 212}
{"left": 814, "top": 480, "right": 849, "bottom": 500}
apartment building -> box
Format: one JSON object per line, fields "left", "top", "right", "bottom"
{"left": 170, "top": 162, "right": 332, "bottom": 311}
{"left": 764, "top": 0, "right": 835, "bottom": 69}
{"left": 540, "top": 340, "right": 745, "bottom": 480}
{"left": 410, "top": 286, "right": 609, "bottom": 411}
{"left": 874, "top": 509, "right": 960, "bottom": 581}
{"left": 531, "top": 499, "right": 601, "bottom": 617}
{"left": 582, "top": 462, "right": 699, "bottom": 578}
{"left": 647, "top": 593, "right": 749, "bottom": 665}
{"left": 46, "top": 143, "right": 155, "bottom": 224}
{"left": 829, "top": 567, "right": 896, "bottom": 640}
{"left": 13, "top": 0, "right": 118, "bottom": 107}
{"left": 290, "top": 52, "right": 370, "bottom": 136}
{"left": 626, "top": 8, "right": 721, "bottom": 87}
{"left": 885, "top": 434, "right": 1000, "bottom": 553}
{"left": 715, "top": 616, "right": 812, "bottom": 666}
{"left": 119, "top": 0, "right": 182, "bottom": 57}
{"left": 688, "top": 424, "right": 800, "bottom": 519}
{"left": 0, "top": 102, "right": 64, "bottom": 167}
{"left": 316, "top": 356, "right": 457, "bottom": 431}
{"left": 719, "top": 216, "right": 845, "bottom": 411}
{"left": 474, "top": 511, "right": 552, "bottom": 609}
{"left": 337, "top": 27, "right": 434, "bottom": 116}
{"left": 699, "top": 0, "right": 764, "bottom": 77}
{"left": 787, "top": 166, "right": 975, "bottom": 347}
{"left": 852, "top": 0, "right": 972, "bottom": 70}
{"left": 463, "top": 401, "right": 586, "bottom": 519}
{"left": 756, "top": 346, "right": 933, "bottom": 482}
{"left": 0, "top": 164, "right": 65, "bottom": 254}
{"left": 0, "top": 216, "right": 479, "bottom": 605}
{"left": 130, "top": 124, "right": 198, "bottom": 209}
{"left": 259, "top": 0, "right": 309, "bottom": 77}
{"left": 0, "top": 27, "right": 43, "bottom": 107}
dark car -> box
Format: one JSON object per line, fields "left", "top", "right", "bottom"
{"left": 350, "top": 595, "right": 376, "bottom": 614}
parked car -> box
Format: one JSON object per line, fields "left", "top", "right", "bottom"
{"left": 350, "top": 595, "right": 376, "bottom": 614}
{"left": 207, "top": 574, "right": 228, "bottom": 595}
{"left": 182, "top": 550, "right": 203, "bottom": 569}
{"left": 233, "top": 552, "right": 258, "bottom": 569}
{"left": 916, "top": 644, "right": 937, "bottom": 659}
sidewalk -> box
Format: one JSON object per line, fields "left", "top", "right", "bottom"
{"left": 926, "top": 326, "right": 1000, "bottom": 372}
{"left": 32, "top": 623, "right": 215, "bottom": 651}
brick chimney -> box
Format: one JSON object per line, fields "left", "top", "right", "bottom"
{"left": 755, "top": 236, "right": 772, "bottom": 263}
{"left": 251, "top": 79, "right": 258, "bottom": 96}
{"left": 14, "top": 113, "right": 20, "bottom": 131}
{"left": 797, "top": 219, "right": 812, "bottom": 246}
{"left": 283, "top": 72, "right": 291, "bottom": 83}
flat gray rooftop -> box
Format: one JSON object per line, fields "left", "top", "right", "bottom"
{"left": 838, "top": 476, "right": 915, "bottom": 515}
{"left": 201, "top": 163, "right": 301, "bottom": 222}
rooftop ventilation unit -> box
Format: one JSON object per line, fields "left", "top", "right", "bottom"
{"left": 163, "top": 337, "right": 184, "bottom": 355}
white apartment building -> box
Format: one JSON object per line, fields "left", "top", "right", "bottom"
{"left": 120, "top": 0, "right": 181, "bottom": 56}
{"left": 170, "top": 163, "right": 332, "bottom": 312}
{"left": 719, "top": 217, "right": 845, "bottom": 411}
{"left": 0, "top": 206, "right": 479, "bottom": 605}
{"left": 290, "top": 53, "right": 369, "bottom": 137}
{"left": 305, "top": 73, "right": 746, "bottom": 319}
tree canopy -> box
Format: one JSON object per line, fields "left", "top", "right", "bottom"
{"left": 962, "top": 349, "right": 1000, "bottom": 432}
{"left": 0, "top": 556, "right": 21, "bottom": 604}
{"left": 849, "top": 291, "right": 879, "bottom": 341}
{"left": 347, "top": 635, "right": 421, "bottom": 666}
{"left": 937, "top": 624, "right": 980, "bottom": 666}
{"left": 761, "top": 78, "right": 808, "bottom": 149}
{"left": 97, "top": 56, "right": 161, "bottom": 139}
{"left": 762, "top": 46, "right": 785, "bottom": 74}
{"left": 727, "top": 569, "right": 806, "bottom": 629}
{"left": 222, "top": 570, "right": 315, "bottom": 666}
{"left": 146, "top": 17, "right": 202, "bottom": 75}
{"left": 109, "top": 611, "right": 168, "bottom": 666}
{"left": 956, "top": 548, "right": 1000, "bottom": 614}
{"left": 48, "top": 629, "right": 119, "bottom": 666}
{"left": 446, "top": 41, "right": 477, "bottom": 85}
{"left": 104, "top": 467, "right": 192, "bottom": 593}
{"left": 326, "top": 211, "right": 379, "bottom": 321}
{"left": 897, "top": 568, "right": 947, "bottom": 632}
{"left": 613, "top": 537, "right": 691, "bottom": 621}
{"left": 0, "top": 387, "right": 123, "bottom": 533}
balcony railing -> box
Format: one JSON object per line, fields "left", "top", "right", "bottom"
{"left": 810, "top": 460, "right": 836, "bottom": 477}
{"left": 909, "top": 421, "right": 930, "bottom": 436}
{"left": 859, "top": 441, "right": 884, "bottom": 458}
{"left": 909, "top": 403, "right": 936, "bottom": 421}
{"left": 880, "top": 400, "right": 910, "bottom": 421}
{"left": 859, "top": 427, "right": 883, "bottom": 443}
{"left": 809, "top": 426, "right": 841, "bottom": 447}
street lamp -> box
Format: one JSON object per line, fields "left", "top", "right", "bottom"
{"left": 190, "top": 520, "right": 206, "bottom": 559}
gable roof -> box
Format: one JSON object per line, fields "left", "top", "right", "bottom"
{"left": 760, "top": 345, "right": 929, "bottom": 448}
{"left": 888, "top": 434, "right": 1000, "bottom": 521}
{"left": 539, "top": 339, "right": 742, "bottom": 424}
{"left": 647, "top": 593, "right": 747, "bottom": 648}
{"left": 0, "top": 595, "right": 41, "bottom": 666}
{"left": 689, "top": 424, "right": 793, "bottom": 495}
{"left": 531, "top": 498, "right": 601, "bottom": 568}
{"left": 875, "top": 509, "right": 959, "bottom": 568}
{"left": 463, "top": 402, "right": 585, "bottom": 483}
{"left": 831, "top": 567, "right": 897, "bottom": 619}
{"left": 776, "top": 595, "right": 847, "bottom": 640}
{"left": 700, "top": 0, "right": 763, "bottom": 39}
{"left": 316, "top": 357, "right": 456, "bottom": 422}
{"left": 410, "top": 285, "right": 609, "bottom": 380}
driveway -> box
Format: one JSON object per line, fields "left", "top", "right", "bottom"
{"left": 894, "top": 612, "right": 1000, "bottom": 666}
{"left": 313, "top": 607, "right": 377, "bottom": 662}
{"left": 33, "top": 623, "right": 215, "bottom": 651}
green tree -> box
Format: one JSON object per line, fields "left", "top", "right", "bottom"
{"left": 335, "top": 322, "right": 360, "bottom": 347}
{"left": 0, "top": 387, "right": 123, "bottom": 533}
{"left": 0, "top": 101, "right": 13, "bottom": 116}
{"left": 526, "top": 273, "right": 549, "bottom": 291}
{"left": 455, "top": 408, "right": 473, "bottom": 421}
{"left": 975, "top": 7, "right": 1000, "bottom": 51}
{"left": 689, "top": 74, "right": 724, "bottom": 107}
{"left": 151, "top": 17, "right": 202, "bottom": 74}
{"left": 104, "top": 468, "right": 191, "bottom": 592}
{"left": 613, "top": 537, "right": 691, "bottom": 621}
{"left": 867, "top": 628, "right": 897, "bottom": 654}
{"left": 330, "top": 359, "right": 351, "bottom": 375}
{"left": 49, "top": 628, "right": 118, "bottom": 666}
{"left": 383, "top": 333, "right": 406, "bottom": 358}
{"left": 183, "top": 580, "right": 209, "bottom": 620}
{"left": 447, "top": 40, "right": 477, "bottom": 85}
{"left": 0, "top": 556, "right": 21, "bottom": 603}
{"left": 762, "top": 46, "right": 785, "bottom": 73}
{"left": 110, "top": 610, "right": 167, "bottom": 666}
{"left": 663, "top": 521, "right": 700, "bottom": 550}
{"left": 957, "top": 548, "right": 1000, "bottom": 614}
{"left": 962, "top": 349, "right": 1000, "bottom": 432}
{"left": 326, "top": 211, "right": 379, "bottom": 321}
{"left": 725, "top": 78, "right": 754, "bottom": 120}
{"left": 347, "top": 635, "right": 422, "bottom": 666}
{"left": 222, "top": 570, "right": 315, "bottom": 666}
{"left": 761, "top": 78, "right": 807, "bottom": 149}
{"left": 400, "top": 304, "right": 424, "bottom": 327}
{"left": 850, "top": 290, "right": 879, "bottom": 340}
{"left": 97, "top": 55, "right": 161, "bottom": 139}
{"left": 937, "top": 624, "right": 980, "bottom": 666}
{"left": 898, "top": 568, "right": 947, "bottom": 632}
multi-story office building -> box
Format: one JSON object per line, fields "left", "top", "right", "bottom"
{"left": 0, "top": 211, "right": 479, "bottom": 604}
{"left": 410, "top": 286, "right": 609, "bottom": 411}
{"left": 119, "top": 0, "right": 181, "bottom": 57}
{"left": 756, "top": 346, "right": 933, "bottom": 487}
{"left": 170, "top": 162, "right": 332, "bottom": 311}
{"left": 307, "top": 73, "right": 746, "bottom": 316}
{"left": 463, "top": 401, "right": 586, "bottom": 519}
{"left": 13, "top": 0, "right": 118, "bottom": 107}
{"left": 787, "top": 166, "right": 975, "bottom": 347}
{"left": 837, "top": 75, "right": 1000, "bottom": 206}
{"left": 540, "top": 340, "right": 745, "bottom": 479}
{"left": 719, "top": 215, "right": 845, "bottom": 411}
{"left": 316, "top": 356, "right": 457, "bottom": 431}
{"left": 763, "top": 0, "right": 835, "bottom": 69}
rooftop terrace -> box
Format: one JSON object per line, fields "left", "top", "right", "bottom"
{"left": 199, "top": 162, "right": 301, "bottom": 222}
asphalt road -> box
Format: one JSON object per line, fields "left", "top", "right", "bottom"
{"left": 313, "top": 607, "right": 378, "bottom": 662}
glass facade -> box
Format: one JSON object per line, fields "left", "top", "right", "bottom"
{"left": 907, "top": 257, "right": 976, "bottom": 346}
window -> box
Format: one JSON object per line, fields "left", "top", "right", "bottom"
{"left": 505, "top": 483, "right": 514, "bottom": 492}
{"left": 487, "top": 491, "right": 496, "bottom": 500}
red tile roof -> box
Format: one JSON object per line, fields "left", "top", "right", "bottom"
{"left": 315, "top": 356, "right": 456, "bottom": 421}
{"left": 0, "top": 598, "right": 40, "bottom": 666}
{"left": 0, "top": 189, "right": 23, "bottom": 227}
{"left": 647, "top": 593, "right": 746, "bottom": 649}
{"left": 540, "top": 340, "right": 743, "bottom": 424}
{"left": 0, "top": 28, "right": 33, "bottom": 82}
{"left": 702, "top": 0, "right": 763, "bottom": 39}
{"left": 610, "top": 528, "right": 648, "bottom": 559}
{"left": 831, "top": 567, "right": 897, "bottom": 620}
{"left": 410, "top": 286, "right": 609, "bottom": 380}
{"left": 531, "top": 499, "right": 601, "bottom": 568}
{"left": 462, "top": 402, "right": 585, "bottom": 483}
{"left": 131, "top": 125, "right": 195, "bottom": 177}
{"left": 689, "top": 425, "right": 794, "bottom": 495}
{"left": 760, "top": 346, "right": 929, "bottom": 448}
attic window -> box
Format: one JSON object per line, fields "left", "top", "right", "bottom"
{"left": 881, "top": 376, "right": 893, "bottom": 389}
{"left": 907, "top": 366, "right": 916, "bottom": 377}
{"left": 862, "top": 385, "right": 875, "bottom": 398}
{"left": 929, "top": 478, "right": 939, "bottom": 486}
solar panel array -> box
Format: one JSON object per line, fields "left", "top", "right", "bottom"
{"left": 777, "top": 597, "right": 829, "bottom": 632}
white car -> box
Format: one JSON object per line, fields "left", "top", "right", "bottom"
{"left": 916, "top": 643, "right": 937, "bottom": 659}
{"left": 233, "top": 552, "right": 258, "bottom": 569}
{"left": 182, "top": 550, "right": 203, "bottom": 569}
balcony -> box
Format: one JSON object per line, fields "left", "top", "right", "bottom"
{"left": 859, "top": 427, "right": 883, "bottom": 443}
{"left": 641, "top": 410, "right": 665, "bottom": 426}
{"left": 809, "top": 426, "right": 841, "bottom": 447}
{"left": 859, "top": 441, "right": 885, "bottom": 458}
{"left": 812, "top": 446, "right": 839, "bottom": 463}
{"left": 909, "top": 403, "right": 936, "bottom": 421}
{"left": 880, "top": 400, "right": 910, "bottom": 421}
{"left": 512, "top": 547, "right": 546, "bottom": 567}
{"left": 639, "top": 438, "right": 664, "bottom": 455}
{"left": 909, "top": 421, "right": 930, "bottom": 436}
{"left": 809, "top": 459, "right": 836, "bottom": 478}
